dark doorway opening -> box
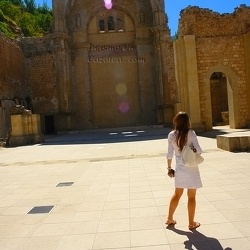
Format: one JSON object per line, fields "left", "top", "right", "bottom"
{"left": 44, "top": 116, "right": 55, "bottom": 134}
{"left": 210, "top": 72, "right": 229, "bottom": 126}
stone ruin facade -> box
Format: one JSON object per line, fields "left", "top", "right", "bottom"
{"left": 0, "top": 1, "right": 250, "bottom": 144}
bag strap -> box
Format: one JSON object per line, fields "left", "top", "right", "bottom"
{"left": 185, "top": 130, "right": 190, "bottom": 146}
{"left": 187, "top": 130, "right": 196, "bottom": 151}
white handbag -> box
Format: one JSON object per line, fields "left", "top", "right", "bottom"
{"left": 181, "top": 131, "right": 204, "bottom": 167}
{"left": 181, "top": 145, "right": 204, "bottom": 167}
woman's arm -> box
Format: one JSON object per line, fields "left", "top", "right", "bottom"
{"left": 166, "top": 132, "right": 175, "bottom": 177}
{"left": 190, "top": 130, "right": 203, "bottom": 154}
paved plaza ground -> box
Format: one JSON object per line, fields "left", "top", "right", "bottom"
{"left": 0, "top": 126, "right": 250, "bottom": 250}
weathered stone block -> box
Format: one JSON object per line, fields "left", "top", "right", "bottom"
{"left": 9, "top": 114, "right": 44, "bottom": 146}
{"left": 217, "top": 134, "right": 250, "bottom": 152}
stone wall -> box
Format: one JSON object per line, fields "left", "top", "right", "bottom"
{"left": 0, "top": 34, "right": 27, "bottom": 139}
{"left": 19, "top": 37, "right": 58, "bottom": 115}
{"left": 176, "top": 5, "right": 250, "bottom": 129}
{"left": 1, "top": 3, "right": 250, "bottom": 135}
{"left": 0, "top": 34, "right": 27, "bottom": 99}
{"left": 197, "top": 35, "right": 247, "bottom": 127}
{"left": 178, "top": 5, "right": 250, "bottom": 38}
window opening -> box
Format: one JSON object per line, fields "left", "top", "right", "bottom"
{"left": 117, "top": 17, "right": 124, "bottom": 31}
{"left": 97, "top": 12, "right": 124, "bottom": 33}
{"left": 108, "top": 16, "right": 115, "bottom": 31}
{"left": 99, "top": 19, "right": 105, "bottom": 33}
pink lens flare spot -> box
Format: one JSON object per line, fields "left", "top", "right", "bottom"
{"left": 105, "top": 3, "right": 112, "bottom": 9}
{"left": 104, "top": 0, "right": 112, "bottom": 9}
{"left": 119, "top": 102, "right": 129, "bottom": 113}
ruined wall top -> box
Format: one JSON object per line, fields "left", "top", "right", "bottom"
{"left": 178, "top": 5, "right": 250, "bottom": 38}
{"left": 18, "top": 35, "right": 55, "bottom": 57}
{"left": 0, "top": 33, "right": 21, "bottom": 51}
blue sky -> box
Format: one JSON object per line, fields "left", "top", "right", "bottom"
{"left": 165, "top": 0, "right": 250, "bottom": 35}
{"left": 37, "top": 0, "right": 250, "bottom": 35}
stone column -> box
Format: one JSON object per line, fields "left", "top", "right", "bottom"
{"left": 184, "top": 35, "right": 203, "bottom": 130}
{"left": 135, "top": 25, "right": 155, "bottom": 124}
{"left": 72, "top": 43, "right": 92, "bottom": 128}
{"left": 173, "top": 35, "right": 204, "bottom": 131}
{"left": 152, "top": 27, "right": 172, "bottom": 125}
{"left": 244, "top": 32, "right": 250, "bottom": 127}
{"left": 0, "top": 107, "right": 4, "bottom": 138}
{"left": 0, "top": 100, "right": 15, "bottom": 139}
{"left": 53, "top": 33, "right": 72, "bottom": 130}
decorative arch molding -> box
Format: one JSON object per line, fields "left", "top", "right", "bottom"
{"left": 204, "top": 64, "right": 240, "bottom": 129}
{"left": 65, "top": 0, "right": 154, "bottom": 33}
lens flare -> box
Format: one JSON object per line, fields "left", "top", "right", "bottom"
{"left": 119, "top": 101, "right": 129, "bottom": 113}
{"left": 104, "top": 0, "right": 112, "bottom": 9}
{"left": 116, "top": 82, "right": 127, "bottom": 96}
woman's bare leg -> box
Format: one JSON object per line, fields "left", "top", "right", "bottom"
{"left": 167, "top": 188, "right": 184, "bottom": 222}
{"left": 187, "top": 189, "right": 197, "bottom": 225}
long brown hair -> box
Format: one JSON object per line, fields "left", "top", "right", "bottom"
{"left": 173, "top": 111, "right": 190, "bottom": 151}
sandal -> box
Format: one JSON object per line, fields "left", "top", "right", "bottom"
{"left": 189, "top": 222, "right": 200, "bottom": 230}
{"left": 165, "top": 219, "right": 176, "bottom": 226}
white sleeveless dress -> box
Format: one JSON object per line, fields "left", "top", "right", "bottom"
{"left": 166, "top": 130, "right": 203, "bottom": 189}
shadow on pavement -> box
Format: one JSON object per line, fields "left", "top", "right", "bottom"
{"left": 41, "top": 127, "right": 172, "bottom": 145}
{"left": 41, "top": 125, "right": 249, "bottom": 146}
{"left": 166, "top": 226, "right": 232, "bottom": 250}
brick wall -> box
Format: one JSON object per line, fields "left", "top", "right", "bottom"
{"left": 178, "top": 5, "right": 249, "bottom": 38}
{"left": 177, "top": 5, "right": 250, "bottom": 128}
{"left": 197, "top": 35, "right": 247, "bottom": 126}
{"left": 0, "top": 34, "right": 27, "bottom": 100}
{"left": 19, "top": 37, "right": 58, "bottom": 114}
{"left": 26, "top": 53, "right": 58, "bottom": 114}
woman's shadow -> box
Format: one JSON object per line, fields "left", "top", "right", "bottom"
{"left": 166, "top": 225, "right": 232, "bottom": 250}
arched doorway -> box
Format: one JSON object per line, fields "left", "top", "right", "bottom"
{"left": 204, "top": 64, "right": 240, "bottom": 130}
{"left": 210, "top": 72, "right": 229, "bottom": 126}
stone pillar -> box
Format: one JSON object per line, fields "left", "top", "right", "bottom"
{"left": 173, "top": 35, "right": 204, "bottom": 131}
{"left": 0, "top": 107, "right": 4, "bottom": 139}
{"left": 0, "top": 100, "right": 15, "bottom": 139}
{"left": 53, "top": 33, "right": 72, "bottom": 131}
{"left": 173, "top": 38, "right": 188, "bottom": 112}
{"left": 244, "top": 32, "right": 250, "bottom": 127}
{"left": 136, "top": 28, "right": 155, "bottom": 124}
{"left": 152, "top": 27, "right": 172, "bottom": 125}
{"left": 72, "top": 43, "right": 92, "bottom": 128}
{"left": 184, "top": 35, "right": 203, "bottom": 130}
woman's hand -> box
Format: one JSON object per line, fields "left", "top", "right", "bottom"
{"left": 168, "top": 168, "right": 175, "bottom": 178}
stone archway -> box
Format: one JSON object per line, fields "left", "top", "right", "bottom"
{"left": 204, "top": 64, "right": 239, "bottom": 130}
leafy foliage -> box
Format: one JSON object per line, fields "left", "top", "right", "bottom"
{"left": 0, "top": 0, "right": 53, "bottom": 38}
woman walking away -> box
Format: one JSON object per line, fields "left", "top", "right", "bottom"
{"left": 166, "top": 111, "right": 203, "bottom": 230}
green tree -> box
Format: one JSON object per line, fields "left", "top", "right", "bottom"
{"left": 19, "top": 12, "right": 39, "bottom": 36}
{"left": 23, "top": 0, "right": 36, "bottom": 13}
{"left": 0, "top": 0, "right": 53, "bottom": 38}
{"left": 9, "top": 0, "right": 25, "bottom": 8}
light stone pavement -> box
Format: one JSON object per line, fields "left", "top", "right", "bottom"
{"left": 0, "top": 126, "right": 250, "bottom": 250}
